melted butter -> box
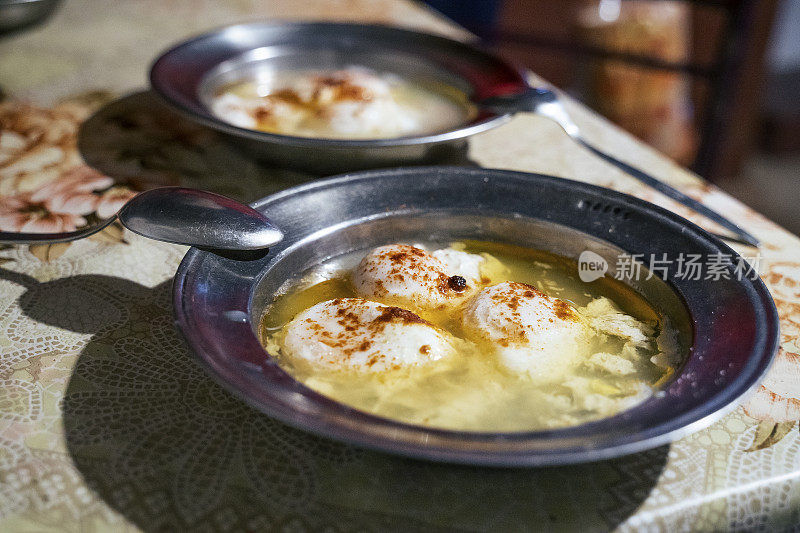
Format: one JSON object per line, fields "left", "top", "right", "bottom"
{"left": 260, "top": 241, "right": 679, "bottom": 432}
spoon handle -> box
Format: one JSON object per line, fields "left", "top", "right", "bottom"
{"left": 480, "top": 87, "right": 760, "bottom": 248}
{"left": 0, "top": 217, "right": 117, "bottom": 245}
{"left": 576, "top": 137, "right": 760, "bottom": 248}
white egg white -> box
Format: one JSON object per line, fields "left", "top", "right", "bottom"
{"left": 352, "top": 244, "right": 485, "bottom": 313}
{"left": 462, "top": 281, "right": 589, "bottom": 378}
{"left": 282, "top": 298, "right": 453, "bottom": 372}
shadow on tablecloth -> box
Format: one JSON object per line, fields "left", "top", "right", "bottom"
{"left": 0, "top": 93, "right": 662, "bottom": 531}
{"left": 1, "top": 268, "right": 668, "bottom": 532}
{"left": 77, "top": 90, "right": 476, "bottom": 205}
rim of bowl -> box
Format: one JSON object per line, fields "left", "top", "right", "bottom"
{"left": 149, "top": 21, "right": 528, "bottom": 148}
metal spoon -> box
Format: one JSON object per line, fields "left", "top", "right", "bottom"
{"left": 479, "top": 87, "right": 760, "bottom": 248}
{"left": 0, "top": 187, "right": 284, "bottom": 250}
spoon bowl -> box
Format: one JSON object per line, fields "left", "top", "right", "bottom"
{"left": 0, "top": 187, "right": 284, "bottom": 250}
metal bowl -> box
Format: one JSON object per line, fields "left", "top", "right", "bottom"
{"left": 173, "top": 167, "right": 779, "bottom": 467}
{"left": 149, "top": 22, "right": 528, "bottom": 173}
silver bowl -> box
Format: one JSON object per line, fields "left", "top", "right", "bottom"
{"left": 149, "top": 22, "right": 528, "bottom": 173}
{"left": 173, "top": 167, "right": 779, "bottom": 466}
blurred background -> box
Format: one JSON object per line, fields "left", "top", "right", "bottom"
{"left": 426, "top": 0, "right": 800, "bottom": 233}
{"left": 3, "top": 0, "right": 799, "bottom": 232}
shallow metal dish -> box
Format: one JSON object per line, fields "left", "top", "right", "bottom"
{"left": 149, "top": 22, "right": 527, "bottom": 172}
{"left": 173, "top": 167, "right": 779, "bottom": 467}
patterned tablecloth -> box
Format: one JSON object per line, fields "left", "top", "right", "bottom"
{"left": 1, "top": 1, "right": 799, "bottom": 531}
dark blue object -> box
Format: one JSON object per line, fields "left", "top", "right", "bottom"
{"left": 424, "top": 0, "right": 502, "bottom": 38}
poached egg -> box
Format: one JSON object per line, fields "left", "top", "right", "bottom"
{"left": 461, "top": 281, "right": 589, "bottom": 378}
{"left": 352, "top": 244, "right": 485, "bottom": 313}
{"left": 282, "top": 298, "right": 453, "bottom": 372}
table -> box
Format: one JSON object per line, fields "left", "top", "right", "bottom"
{"left": 1, "top": 1, "right": 799, "bottom": 531}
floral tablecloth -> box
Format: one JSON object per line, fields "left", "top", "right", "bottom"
{"left": 1, "top": 1, "right": 799, "bottom": 531}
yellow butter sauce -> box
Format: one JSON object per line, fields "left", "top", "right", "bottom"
{"left": 260, "top": 242, "right": 681, "bottom": 432}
